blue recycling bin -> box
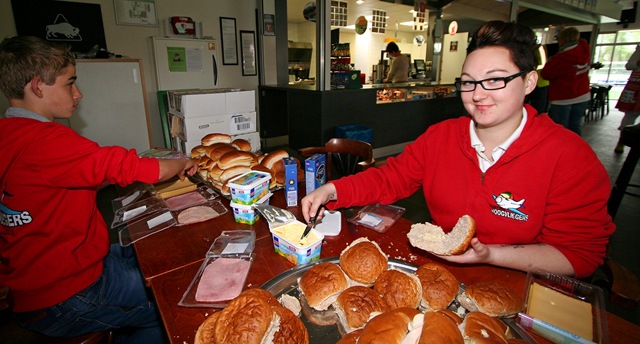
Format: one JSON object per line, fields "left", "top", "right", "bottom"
{"left": 335, "top": 125, "right": 372, "bottom": 143}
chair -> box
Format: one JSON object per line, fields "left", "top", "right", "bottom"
{"left": 608, "top": 124, "right": 640, "bottom": 219}
{"left": 298, "top": 138, "right": 375, "bottom": 180}
{"left": 586, "top": 84, "right": 612, "bottom": 122}
{"left": 1, "top": 285, "right": 114, "bottom": 344}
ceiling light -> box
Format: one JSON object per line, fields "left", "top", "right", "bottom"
{"left": 356, "top": 0, "right": 364, "bottom": 4}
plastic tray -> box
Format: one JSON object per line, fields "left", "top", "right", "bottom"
{"left": 111, "top": 196, "right": 167, "bottom": 229}
{"left": 521, "top": 271, "right": 608, "bottom": 343}
{"left": 111, "top": 183, "right": 155, "bottom": 211}
{"left": 118, "top": 209, "right": 177, "bottom": 247}
{"left": 206, "top": 230, "right": 256, "bottom": 257}
{"left": 347, "top": 204, "right": 406, "bottom": 233}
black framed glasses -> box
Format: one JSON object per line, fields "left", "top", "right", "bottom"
{"left": 455, "top": 70, "right": 529, "bottom": 92}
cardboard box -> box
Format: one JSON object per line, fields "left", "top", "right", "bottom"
{"left": 226, "top": 90, "right": 255, "bottom": 113}
{"left": 176, "top": 131, "right": 261, "bottom": 155}
{"left": 283, "top": 157, "right": 298, "bottom": 207}
{"left": 305, "top": 153, "right": 326, "bottom": 195}
{"left": 170, "top": 91, "right": 226, "bottom": 118}
{"left": 169, "top": 111, "right": 256, "bottom": 142}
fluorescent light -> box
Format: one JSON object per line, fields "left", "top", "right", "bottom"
{"left": 356, "top": 0, "right": 363, "bottom": 4}
{"left": 399, "top": 21, "right": 415, "bottom": 27}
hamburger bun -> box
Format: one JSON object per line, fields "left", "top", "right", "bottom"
{"left": 456, "top": 281, "right": 524, "bottom": 318}
{"left": 334, "top": 285, "right": 388, "bottom": 333}
{"left": 231, "top": 138, "right": 252, "bottom": 152}
{"left": 220, "top": 166, "right": 252, "bottom": 183}
{"left": 218, "top": 150, "right": 257, "bottom": 169}
{"left": 202, "top": 133, "right": 232, "bottom": 146}
{"left": 460, "top": 311, "right": 510, "bottom": 344}
{"left": 336, "top": 329, "right": 362, "bottom": 344}
{"left": 357, "top": 308, "right": 420, "bottom": 344}
{"left": 207, "top": 144, "right": 237, "bottom": 161}
{"left": 407, "top": 215, "right": 476, "bottom": 255}
{"left": 261, "top": 150, "right": 289, "bottom": 169}
{"left": 339, "top": 238, "right": 388, "bottom": 285}
{"left": 298, "top": 262, "right": 349, "bottom": 311}
{"left": 212, "top": 294, "right": 280, "bottom": 344}
{"left": 239, "top": 288, "right": 280, "bottom": 307}
{"left": 415, "top": 263, "right": 459, "bottom": 311}
{"left": 272, "top": 305, "right": 309, "bottom": 344}
{"left": 373, "top": 269, "right": 422, "bottom": 310}
{"left": 418, "top": 310, "right": 464, "bottom": 344}
{"left": 190, "top": 145, "right": 207, "bottom": 159}
{"left": 194, "top": 311, "right": 221, "bottom": 344}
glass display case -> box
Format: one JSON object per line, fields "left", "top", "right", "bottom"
{"left": 375, "top": 85, "right": 456, "bottom": 104}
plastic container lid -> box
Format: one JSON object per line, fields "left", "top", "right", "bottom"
{"left": 347, "top": 204, "right": 406, "bottom": 233}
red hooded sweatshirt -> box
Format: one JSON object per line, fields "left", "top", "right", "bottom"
{"left": 541, "top": 39, "right": 591, "bottom": 103}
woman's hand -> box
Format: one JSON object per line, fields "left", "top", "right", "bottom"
{"left": 433, "top": 238, "right": 491, "bottom": 264}
{"left": 301, "top": 183, "right": 337, "bottom": 223}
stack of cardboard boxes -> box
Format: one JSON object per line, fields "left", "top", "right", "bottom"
{"left": 167, "top": 89, "right": 260, "bottom": 154}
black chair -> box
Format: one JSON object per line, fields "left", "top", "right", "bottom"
{"left": 608, "top": 124, "right": 640, "bottom": 219}
{"left": 298, "top": 138, "right": 375, "bottom": 180}
{"left": 586, "top": 84, "right": 612, "bottom": 122}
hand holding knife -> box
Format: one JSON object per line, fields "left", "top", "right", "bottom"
{"left": 300, "top": 204, "right": 326, "bottom": 241}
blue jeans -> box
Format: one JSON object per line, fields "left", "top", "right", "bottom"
{"left": 549, "top": 101, "right": 589, "bottom": 136}
{"left": 18, "top": 244, "right": 166, "bottom": 343}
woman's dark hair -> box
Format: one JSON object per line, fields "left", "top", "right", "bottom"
{"left": 385, "top": 42, "right": 400, "bottom": 53}
{"left": 467, "top": 20, "right": 538, "bottom": 73}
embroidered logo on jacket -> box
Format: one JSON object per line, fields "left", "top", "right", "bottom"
{"left": 1, "top": 188, "right": 33, "bottom": 230}
{"left": 491, "top": 192, "right": 528, "bottom": 221}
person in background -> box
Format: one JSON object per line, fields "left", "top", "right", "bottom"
{"left": 301, "top": 21, "right": 614, "bottom": 279}
{"left": 614, "top": 44, "right": 640, "bottom": 154}
{"left": 383, "top": 42, "right": 409, "bottom": 83}
{"left": 541, "top": 27, "right": 591, "bottom": 136}
{"left": 0, "top": 36, "right": 197, "bottom": 343}
{"left": 527, "top": 44, "right": 550, "bottom": 114}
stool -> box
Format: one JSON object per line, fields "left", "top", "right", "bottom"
{"left": 586, "top": 84, "right": 612, "bottom": 122}
{"left": 608, "top": 124, "right": 640, "bottom": 219}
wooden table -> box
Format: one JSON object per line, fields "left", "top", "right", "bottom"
{"left": 132, "top": 191, "right": 640, "bottom": 344}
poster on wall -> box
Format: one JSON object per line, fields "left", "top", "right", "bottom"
{"left": 11, "top": 0, "right": 108, "bottom": 54}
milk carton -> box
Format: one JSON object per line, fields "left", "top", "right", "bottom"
{"left": 305, "top": 154, "right": 326, "bottom": 195}
{"left": 282, "top": 157, "right": 298, "bottom": 207}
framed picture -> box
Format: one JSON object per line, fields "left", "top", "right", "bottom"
{"left": 263, "top": 14, "right": 275, "bottom": 36}
{"left": 114, "top": 0, "right": 158, "bottom": 27}
{"left": 220, "top": 17, "right": 238, "bottom": 65}
{"left": 240, "top": 31, "right": 257, "bottom": 76}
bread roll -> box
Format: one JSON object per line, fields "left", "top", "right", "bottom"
{"left": 339, "top": 237, "right": 388, "bottom": 285}
{"left": 218, "top": 150, "right": 257, "bottom": 170}
{"left": 190, "top": 145, "right": 207, "bottom": 159}
{"left": 298, "top": 262, "right": 349, "bottom": 311}
{"left": 232, "top": 138, "right": 252, "bottom": 151}
{"left": 212, "top": 294, "right": 280, "bottom": 344}
{"left": 334, "top": 286, "right": 388, "bottom": 333}
{"left": 220, "top": 166, "right": 251, "bottom": 183}
{"left": 194, "top": 311, "right": 221, "bottom": 344}
{"left": 261, "top": 150, "right": 289, "bottom": 169}
{"left": 407, "top": 215, "right": 476, "bottom": 255}
{"left": 374, "top": 269, "right": 422, "bottom": 310}
{"left": 460, "top": 311, "right": 510, "bottom": 344}
{"left": 239, "top": 288, "right": 280, "bottom": 307}
{"left": 415, "top": 263, "right": 459, "bottom": 311}
{"left": 456, "top": 281, "right": 524, "bottom": 318}
{"left": 202, "top": 133, "right": 232, "bottom": 146}
{"left": 336, "top": 329, "right": 362, "bottom": 344}
{"left": 357, "top": 308, "right": 420, "bottom": 344}
{"left": 418, "top": 310, "right": 464, "bottom": 344}
{"left": 207, "top": 144, "right": 237, "bottom": 161}
{"left": 272, "top": 305, "right": 309, "bottom": 344}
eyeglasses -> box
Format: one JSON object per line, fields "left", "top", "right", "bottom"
{"left": 455, "top": 70, "right": 529, "bottom": 92}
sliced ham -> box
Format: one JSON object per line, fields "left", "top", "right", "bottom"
{"left": 165, "top": 191, "right": 207, "bottom": 211}
{"left": 195, "top": 257, "right": 251, "bottom": 302}
{"left": 177, "top": 206, "right": 219, "bottom": 224}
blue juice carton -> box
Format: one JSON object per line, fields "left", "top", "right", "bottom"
{"left": 282, "top": 157, "right": 298, "bottom": 207}
{"left": 305, "top": 153, "right": 326, "bottom": 195}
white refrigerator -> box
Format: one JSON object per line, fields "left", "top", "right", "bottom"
{"left": 152, "top": 37, "right": 220, "bottom": 91}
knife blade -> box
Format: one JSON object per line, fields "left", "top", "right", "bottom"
{"left": 300, "top": 204, "right": 326, "bottom": 241}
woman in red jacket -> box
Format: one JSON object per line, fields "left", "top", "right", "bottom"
{"left": 301, "top": 21, "right": 613, "bottom": 279}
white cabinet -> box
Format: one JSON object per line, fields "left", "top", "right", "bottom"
{"left": 58, "top": 59, "right": 152, "bottom": 152}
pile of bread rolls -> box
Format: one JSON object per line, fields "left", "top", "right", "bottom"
{"left": 189, "top": 133, "right": 303, "bottom": 195}
{"left": 295, "top": 237, "right": 525, "bottom": 343}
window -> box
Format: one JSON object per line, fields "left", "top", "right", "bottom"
{"left": 592, "top": 29, "right": 640, "bottom": 100}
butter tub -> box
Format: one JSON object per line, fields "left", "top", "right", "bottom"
{"left": 230, "top": 193, "right": 272, "bottom": 225}
{"left": 270, "top": 220, "right": 324, "bottom": 265}
{"left": 227, "top": 171, "right": 271, "bottom": 205}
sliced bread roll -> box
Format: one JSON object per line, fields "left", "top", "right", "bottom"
{"left": 357, "top": 308, "right": 421, "bottom": 344}
{"left": 407, "top": 215, "right": 476, "bottom": 255}
{"left": 339, "top": 237, "right": 388, "bottom": 286}
{"left": 298, "top": 262, "right": 349, "bottom": 311}
{"left": 456, "top": 281, "right": 524, "bottom": 318}
{"left": 415, "top": 263, "right": 459, "bottom": 312}
{"left": 334, "top": 285, "right": 388, "bottom": 334}
{"left": 459, "top": 311, "right": 510, "bottom": 344}
{"left": 373, "top": 269, "right": 422, "bottom": 310}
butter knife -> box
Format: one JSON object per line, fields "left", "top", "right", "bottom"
{"left": 300, "top": 204, "right": 326, "bottom": 240}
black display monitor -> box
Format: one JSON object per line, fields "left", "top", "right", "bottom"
{"left": 414, "top": 59, "right": 426, "bottom": 72}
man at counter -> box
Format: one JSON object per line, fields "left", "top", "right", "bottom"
{"left": 383, "top": 42, "right": 409, "bottom": 83}
{"left": 0, "top": 36, "right": 197, "bottom": 342}
{"left": 301, "top": 21, "right": 614, "bottom": 280}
